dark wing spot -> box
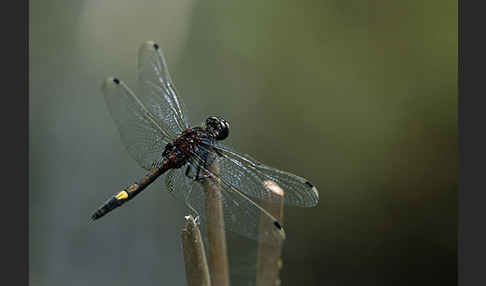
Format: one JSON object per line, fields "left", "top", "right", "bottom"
{"left": 274, "top": 221, "right": 282, "bottom": 230}
{"left": 305, "top": 181, "right": 314, "bottom": 188}
{"left": 113, "top": 78, "right": 120, "bottom": 84}
{"left": 153, "top": 43, "right": 159, "bottom": 50}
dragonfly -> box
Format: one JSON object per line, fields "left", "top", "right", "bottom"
{"left": 91, "top": 41, "right": 319, "bottom": 244}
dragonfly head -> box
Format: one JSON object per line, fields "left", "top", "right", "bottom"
{"left": 205, "top": 116, "right": 229, "bottom": 141}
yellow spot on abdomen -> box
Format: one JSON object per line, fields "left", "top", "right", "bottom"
{"left": 115, "top": 190, "right": 129, "bottom": 200}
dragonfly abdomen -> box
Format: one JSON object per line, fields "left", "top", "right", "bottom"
{"left": 91, "top": 159, "right": 172, "bottom": 220}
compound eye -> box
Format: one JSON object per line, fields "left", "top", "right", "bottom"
{"left": 216, "top": 120, "right": 229, "bottom": 140}
{"left": 206, "top": 116, "right": 229, "bottom": 140}
{"left": 205, "top": 117, "right": 218, "bottom": 128}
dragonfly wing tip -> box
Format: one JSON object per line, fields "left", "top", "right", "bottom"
{"left": 305, "top": 181, "right": 319, "bottom": 203}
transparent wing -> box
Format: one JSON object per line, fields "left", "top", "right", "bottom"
{"left": 165, "top": 158, "right": 285, "bottom": 245}
{"left": 102, "top": 77, "right": 174, "bottom": 170}
{"left": 197, "top": 142, "right": 319, "bottom": 207}
{"left": 165, "top": 168, "right": 194, "bottom": 211}
{"left": 137, "top": 41, "right": 189, "bottom": 134}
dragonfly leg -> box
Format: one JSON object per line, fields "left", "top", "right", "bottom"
{"left": 183, "top": 189, "right": 200, "bottom": 224}
{"left": 185, "top": 165, "right": 195, "bottom": 179}
{"left": 194, "top": 166, "right": 211, "bottom": 181}
{"left": 214, "top": 147, "right": 223, "bottom": 157}
{"left": 186, "top": 162, "right": 211, "bottom": 182}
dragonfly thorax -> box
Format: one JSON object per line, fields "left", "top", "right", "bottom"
{"left": 162, "top": 131, "right": 197, "bottom": 168}
{"left": 162, "top": 118, "right": 228, "bottom": 169}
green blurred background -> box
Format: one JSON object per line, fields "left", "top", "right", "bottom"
{"left": 30, "top": 0, "right": 457, "bottom": 285}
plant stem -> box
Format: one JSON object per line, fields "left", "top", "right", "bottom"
{"left": 201, "top": 159, "right": 230, "bottom": 286}
{"left": 181, "top": 215, "right": 211, "bottom": 286}
{"left": 256, "top": 181, "right": 285, "bottom": 286}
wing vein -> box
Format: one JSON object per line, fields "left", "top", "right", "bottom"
{"left": 119, "top": 81, "right": 173, "bottom": 139}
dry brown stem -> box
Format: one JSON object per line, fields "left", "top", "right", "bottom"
{"left": 201, "top": 159, "right": 230, "bottom": 286}
{"left": 256, "top": 181, "right": 285, "bottom": 286}
{"left": 181, "top": 215, "right": 211, "bottom": 286}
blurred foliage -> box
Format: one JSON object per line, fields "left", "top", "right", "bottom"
{"left": 30, "top": 0, "right": 456, "bottom": 285}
